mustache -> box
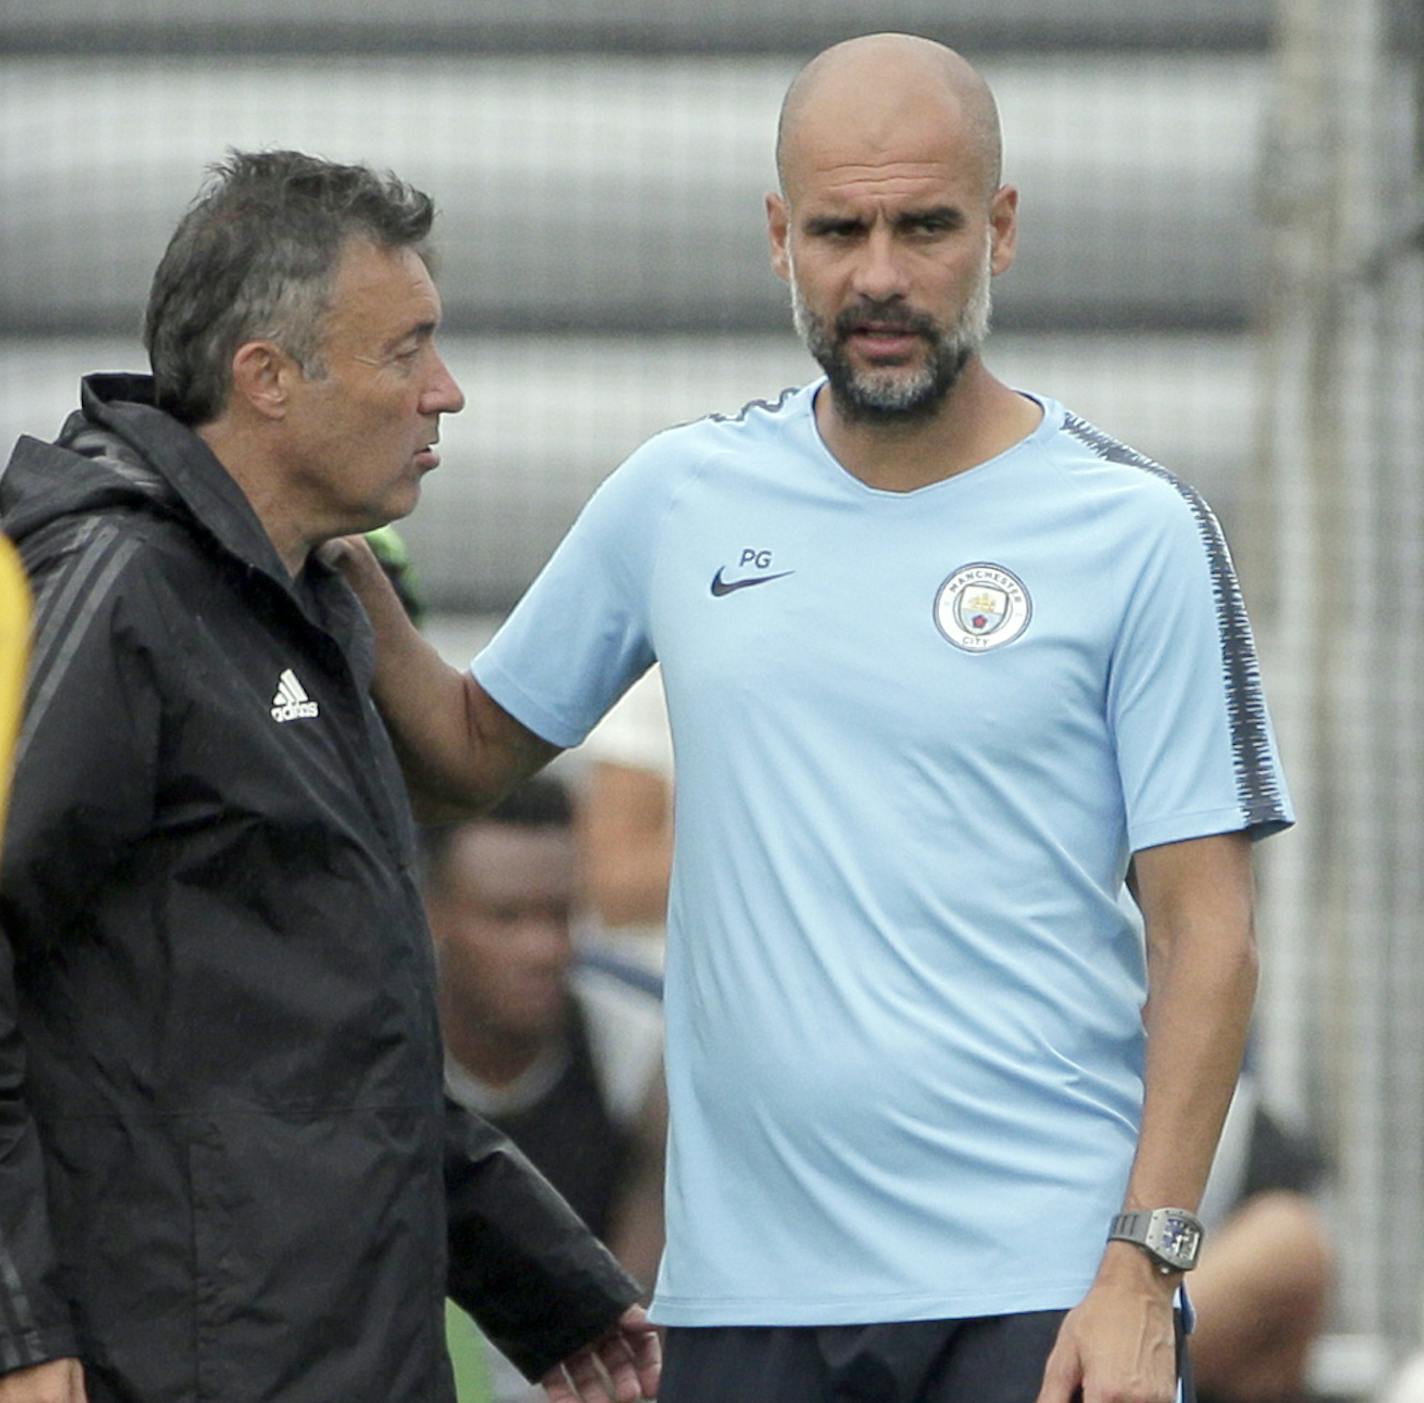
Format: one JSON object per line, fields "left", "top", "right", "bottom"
{"left": 833, "top": 301, "right": 939, "bottom": 339}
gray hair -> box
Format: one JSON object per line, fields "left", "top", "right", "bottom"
{"left": 143, "top": 149, "right": 436, "bottom": 426}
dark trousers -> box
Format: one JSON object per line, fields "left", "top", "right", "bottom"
{"left": 661, "top": 1310, "right": 1196, "bottom": 1403}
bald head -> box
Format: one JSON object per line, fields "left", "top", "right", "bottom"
{"left": 775, "top": 34, "right": 1002, "bottom": 201}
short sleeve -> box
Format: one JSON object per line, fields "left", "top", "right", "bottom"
{"left": 473, "top": 434, "right": 683, "bottom": 748}
{"left": 1106, "top": 485, "right": 1292, "bottom": 853}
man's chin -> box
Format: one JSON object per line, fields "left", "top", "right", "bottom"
{"left": 829, "top": 373, "right": 944, "bottom": 424}
{"left": 823, "top": 341, "right": 977, "bottom": 425}
{"left": 376, "top": 482, "right": 422, "bottom": 527}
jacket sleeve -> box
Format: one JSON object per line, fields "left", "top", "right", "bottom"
{"left": 443, "top": 1096, "right": 644, "bottom": 1381}
{"left": 0, "top": 517, "right": 160, "bottom": 1371}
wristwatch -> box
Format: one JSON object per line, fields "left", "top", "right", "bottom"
{"left": 1107, "top": 1208, "right": 1205, "bottom": 1273}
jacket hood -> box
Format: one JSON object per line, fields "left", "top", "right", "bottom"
{"left": 1, "top": 373, "right": 294, "bottom": 586}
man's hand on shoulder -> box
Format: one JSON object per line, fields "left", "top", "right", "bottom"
{"left": 0, "top": 1359, "right": 87, "bottom": 1403}
{"left": 315, "top": 532, "right": 384, "bottom": 588}
{"left": 539, "top": 1304, "right": 661, "bottom": 1402}
{"left": 1036, "top": 1244, "right": 1177, "bottom": 1403}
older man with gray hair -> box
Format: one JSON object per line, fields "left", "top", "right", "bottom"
{"left": 0, "top": 150, "right": 658, "bottom": 1403}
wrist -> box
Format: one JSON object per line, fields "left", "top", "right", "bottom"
{"left": 1108, "top": 1205, "right": 1204, "bottom": 1274}
{"left": 1097, "top": 1240, "right": 1183, "bottom": 1296}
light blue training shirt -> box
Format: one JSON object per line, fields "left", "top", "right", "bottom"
{"left": 473, "top": 381, "right": 1293, "bottom": 1326}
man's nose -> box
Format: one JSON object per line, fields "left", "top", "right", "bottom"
{"left": 850, "top": 228, "right": 910, "bottom": 304}
{"left": 422, "top": 352, "right": 466, "bottom": 417}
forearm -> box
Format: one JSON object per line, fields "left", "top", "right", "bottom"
{"left": 1085, "top": 838, "right": 1257, "bottom": 1310}
{"left": 443, "top": 1101, "right": 640, "bottom": 1381}
{"left": 327, "top": 539, "right": 556, "bottom": 813}
{"left": 367, "top": 595, "right": 495, "bottom": 815}
{"left": 1128, "top": 850, "right": 1257, "bottom": 1223}
{"left": 1122, "top": 951, "right": 1258, "bottom": 1213}
{"left": 1038, "top": 834, "right": 1260, "bottom": 1403}
{"left": 1089, "top": 914, "right": 1254, "bottom": 1317}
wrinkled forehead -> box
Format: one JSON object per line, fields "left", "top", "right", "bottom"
{"left": 784, "top": 98, "right": 991, "bottom": 208}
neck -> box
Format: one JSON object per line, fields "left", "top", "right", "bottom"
{"left": 441, "top": 1000, "right": 549, "bottom": 1090}
{"left": 815, "top": 358, "right": 1043, "bottom": 493}
{"left": 196, "top": 419, "right": 313, "bottom": 578}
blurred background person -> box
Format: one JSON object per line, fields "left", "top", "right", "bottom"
{"left": 575, "top": 667, "right": 673, "bottom": 986}
{"left": 1192, "top": 1069, "right": 1333, "bottom": 1403}
{"left": 425, "top": 777, "right": 667, "bottom": 1403}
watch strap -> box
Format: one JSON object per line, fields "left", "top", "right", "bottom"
{"left": 1107, "top": 1206, "right": 1204, "bottom": 1272}
{"left": 1108, "top": 1210, "right": 1153, "bottom": 1242}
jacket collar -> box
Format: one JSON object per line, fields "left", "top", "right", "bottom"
{"left": 77, "top": 373, "right": 299, "bottom": 591}
{"left": 74, "top": 375, "right": 373, "bottom": 670}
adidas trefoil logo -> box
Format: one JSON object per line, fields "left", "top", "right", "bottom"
{"left": 270, "top": 668, "right": 320, "bottom": 723}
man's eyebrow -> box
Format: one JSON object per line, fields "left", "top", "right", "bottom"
{"left": 803, "top": 213, "right": 867, "bottom": 235}
{"left": 895, "top": 205, "right": 964, "bottom": 229}
{"left": 801, "top": 205, "right": 965, "bottom": 236}
{"left": 384, "top": 319, "right": 439, "bottom": 353}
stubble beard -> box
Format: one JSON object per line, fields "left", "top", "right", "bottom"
{"left": 790, "top": 247, "right": 994, "bottom": 426}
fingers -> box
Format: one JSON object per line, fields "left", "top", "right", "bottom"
{"left": 1035, "top": 1334, "right": 1083, "bottom": 1403}
{"left": 597, "top": 1334, "right": 653, "bottom": 1403}
{"left": 540, "top": 1363, "right": 579, "bottom": 1403}
{"left": 565, "top": 1347, "right": 614, "bottom": 1402}
{"left": 1037, "top": 1309, "right": 1177, "bottom": 1403}
{"left": 610, "top": 1305, "right": 661, "bottom": 1398}
{"left": 542, "top": 1349, "right": 616, "bottom": 1403}
{"left": 627, "top": 1325, "right": 662, "bottom": 1399}
{"left": 542, "top": 1310, "right": 662, "bottom": 1403}
{"left": 0, "top": 1358, "right": 85, "bottom": 1403}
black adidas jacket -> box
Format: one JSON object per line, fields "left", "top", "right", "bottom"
{"left": 0, "top": 375, "right": 639, "bottom": 1402}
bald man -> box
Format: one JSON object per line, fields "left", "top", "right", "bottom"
{"left": 333, "top": 33, "right": 1293, "bottom": 1403}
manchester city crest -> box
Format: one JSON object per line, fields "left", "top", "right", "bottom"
{"left": 933, "top": 563, "right": 1032, "bottom": 652}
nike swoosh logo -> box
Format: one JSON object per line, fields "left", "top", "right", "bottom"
{"left": 710, "top": 567, "right": 795, "bottom": 597}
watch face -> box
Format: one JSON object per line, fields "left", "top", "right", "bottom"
{"left": 1156, "top": 1214, "right": 1202, "bottom": 1266}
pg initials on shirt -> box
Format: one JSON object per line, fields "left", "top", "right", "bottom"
{"left": 739, "top": 549, "right": 773, "bottom": 569}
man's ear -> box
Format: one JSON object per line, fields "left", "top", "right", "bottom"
{"left": 230, "top": 340, "right": 296, "bottom": 421}
{"left": 766, "top": 192, "right": 792, "bottom": 285}
{"left": 989, "top": 184, "right": 1020, "bottom": 277}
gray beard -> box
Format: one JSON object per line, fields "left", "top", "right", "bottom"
{"left": 791, "top": 259, "right": 993, "bottom": 425}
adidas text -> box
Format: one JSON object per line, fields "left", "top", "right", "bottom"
{"left": 271, "top": 668, "right": 320, "bottom": 723}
